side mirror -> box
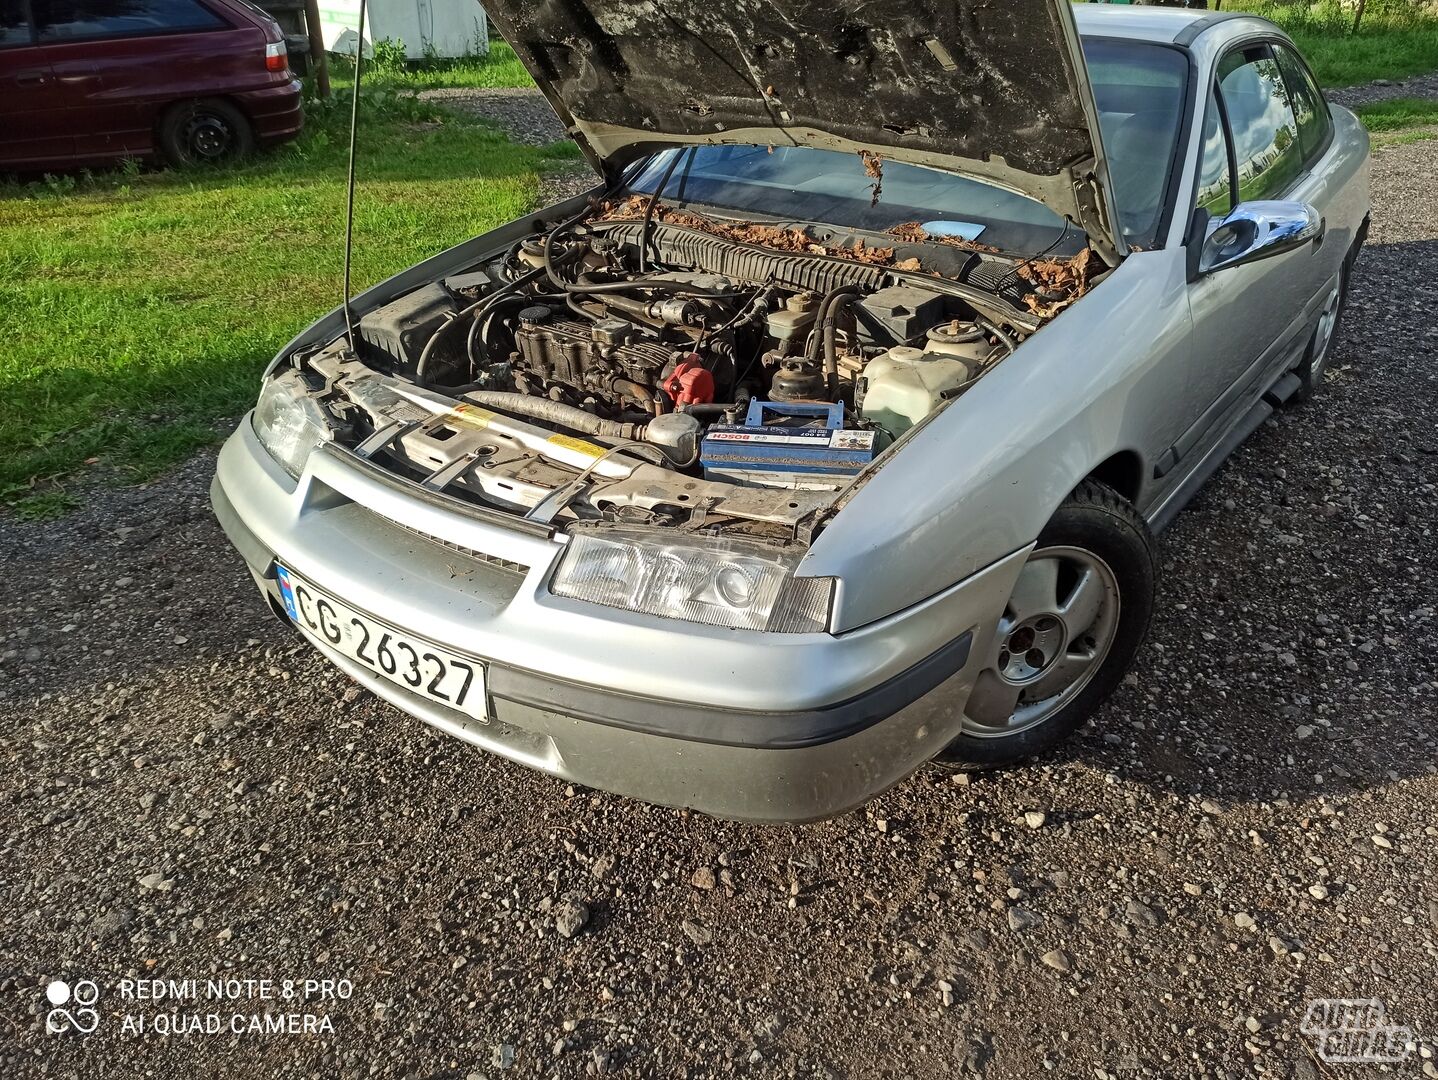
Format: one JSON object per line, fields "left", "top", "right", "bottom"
{"left": 1196, "top": 200, "right": 1324, "bottom": 276}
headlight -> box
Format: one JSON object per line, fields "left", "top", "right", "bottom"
{"left": 252, "top": 370, "right": 333, "bottom": 479}
{"left": 551, "top": 526, "right": 835, "bottom": 633}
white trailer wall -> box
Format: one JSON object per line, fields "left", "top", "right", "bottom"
{"left": 320, "top": 0, "right": 489, "bottom": 60}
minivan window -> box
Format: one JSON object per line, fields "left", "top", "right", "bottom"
{"left": 35, "top": 0, "right": 226, "bottom": 42}
{"left": 1, "top": 2, "right": 33, "bottom": 47}
{"left": 1217, "top": 45, "right": 1303, "bottom": 202}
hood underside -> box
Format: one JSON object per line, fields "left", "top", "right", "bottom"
{"left": 483, "top": 0, "right": 1121, "bottom": 258}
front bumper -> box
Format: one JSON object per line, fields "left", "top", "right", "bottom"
{"left": 211, "top": 415, "right": 1026, "bottom": 821}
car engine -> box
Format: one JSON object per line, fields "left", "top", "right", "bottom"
{"left": 285, "top": 196, "right": 1055, "bottom": 534}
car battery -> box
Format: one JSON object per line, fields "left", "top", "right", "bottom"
{"left": 700, "top": 400, "right": 879, "bottom": 489}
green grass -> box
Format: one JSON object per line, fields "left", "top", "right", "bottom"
{"left": 1078, "top": 2, "right": 1438, "bottom": 87}
{"left": 1378, "top": 126, "right": 1438, "bottom": 143}
{"left": 10, "top": 491, "right": 80, "bottom": 522}
{"left": 329, "top": 40, "right": 535, "bottom": 92}
{"left": 0, "top": 88, "right": 578, "bottom": 503}
{"left": 1355, "top": 96, "right": 1438, "bottom": 130}
{"left": 1223, "top": 2, "right": 1438, "bottom": 86}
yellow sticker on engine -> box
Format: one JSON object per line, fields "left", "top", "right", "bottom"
{"left": 448, "top": 404, "right": 497, "bottom": 429}
{"left": 546, "top": 433, "right": 606, "bottom": 459}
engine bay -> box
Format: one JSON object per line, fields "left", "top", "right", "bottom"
{"left": 279, "top": 196, "right": 1070, "bottom": 540}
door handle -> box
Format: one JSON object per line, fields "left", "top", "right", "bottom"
{"left": 15, "top": 70, "right": 50, "bottom": 86}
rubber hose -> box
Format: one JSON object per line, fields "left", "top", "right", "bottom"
{"left": 639, "top": 149, "right": 687, "bottom": 273}
{"left": 806, "top": 284, "right": 864, "bottom": 366}
{"left": 415, "top": 263, "right": 550, "bottom": 386}
{"left": 975, "top": 316, "right": 1017, "bottom": 356}
{"left": 815, "top": 287, "right": 863, "bottom": 397}
{"left": 458, "top": 391, "right": 646, "bottom": 440}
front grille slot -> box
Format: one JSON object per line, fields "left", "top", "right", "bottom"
{"left": 385, "top": 518, "right": 530, "bottom": 578}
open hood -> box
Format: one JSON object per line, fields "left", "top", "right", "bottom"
{"left": 483, "top": 0, "right": 1123, "bottom": 261}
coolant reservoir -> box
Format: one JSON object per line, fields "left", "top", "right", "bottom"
{"left": 860, "top": 346, "right": 976, "bottom": 438}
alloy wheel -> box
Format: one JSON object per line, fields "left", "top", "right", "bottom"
{"left": 1308, "top": 269, "right": 1344, "bottom": 382}
{"left": 962, "top": 545, "right": 1121, "bottom": 738}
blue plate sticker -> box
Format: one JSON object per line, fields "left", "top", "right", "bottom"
{"left": 275, "top": 565, "right": 300, "bottom": 622}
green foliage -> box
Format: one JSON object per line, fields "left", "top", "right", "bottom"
{"left": 1079, "top": 2, "right": 1438, "bottom": 87}
{"left": 1357, "top": 95, "right": 1438, "bottom": 130}
{"left": 0, "top": 90, "right": 581, "bottom": 507}
{"left": 9, "top": 491, "right": 80, "bottom": 522}
{"left": 369, "top": 36, "right": 410, "bottom": 76}
{"left": 329, "top": 41, "right": 535, "bottom": 91}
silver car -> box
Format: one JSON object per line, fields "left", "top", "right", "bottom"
{"left": 211, "top": 2, "right": 1369, "bottom": 821}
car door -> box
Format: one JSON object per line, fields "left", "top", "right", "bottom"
{"left": 1176, "top": 41, "right": 1334, "bottom": 468}
{"left": 0, "top": 1, "right": 76, "bottom": 168}
{"left": 32, "top": 0, "right": 234, "bottom": 161}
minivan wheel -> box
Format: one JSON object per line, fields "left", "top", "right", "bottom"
{"left": 158, "top": 99, "right": 255, "bottom": 167}
{"left": 934, "top": 481, "right": 1156, "bottom": 768}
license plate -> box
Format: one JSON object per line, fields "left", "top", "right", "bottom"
{"left": 275, "top": 565, "right": 487, "bottom": 722}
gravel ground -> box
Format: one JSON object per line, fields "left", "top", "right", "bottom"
{"left": 418, "top": 87, "right": 568, "bottom": 146}
{"left": 3, "top": 138, "right": 1438, "bottom": 1080}
{"left": 1327, "top": 70, "right": 1438, "bottom": 109}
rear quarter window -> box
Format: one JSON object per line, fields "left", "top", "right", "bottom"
{"left": 35, "top": 0, "right": 227, "bottom": 42}
{"left": 1275, "top": 43, "right": 1333, "bottom": 165}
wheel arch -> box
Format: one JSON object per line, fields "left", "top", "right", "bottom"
{"left": 1082, "top": 449, "right": 1145, "bottom": 507}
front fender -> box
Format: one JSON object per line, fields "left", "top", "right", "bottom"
{"left": 802, "top": 250, "right": 1193, "bottom": 632}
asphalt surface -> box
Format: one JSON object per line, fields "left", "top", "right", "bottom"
{"left": 3, "top": 138, "right": 1437, "bottom": 1080}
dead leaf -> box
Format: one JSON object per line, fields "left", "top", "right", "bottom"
{"left": 858, "top": 150, "right": 884, "bottom": 206}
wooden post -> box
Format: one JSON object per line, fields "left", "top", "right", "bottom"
{"left": 1352, "top": 0, "right": 1367, "bottom": 34}
{"left": 304, "top": 0, "right": 331, "bottom": 98}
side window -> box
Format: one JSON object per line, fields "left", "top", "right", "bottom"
{"left": 1275, "top": 44, "right": 1333, "bottom": 164}
{"left": 1, "top": 0, "right": 34, "bottom": 47}
{"left": 35, "top": 0, "right": 225, "bottom": 42}
{"left": 1195, "top": 88, "right": 1233, "bottom": 216}
{"left": 1217, "top": 45, "right": 1304, "bottom": 202}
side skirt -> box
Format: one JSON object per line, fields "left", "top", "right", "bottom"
{"left": 1146, "top": 392, "right": 1277, "bottom": 535}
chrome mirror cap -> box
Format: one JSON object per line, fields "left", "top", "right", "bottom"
{"left": 1199, "top": 200, "right": 1323, "bottom": 275}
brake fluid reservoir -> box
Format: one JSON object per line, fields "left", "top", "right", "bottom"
{"left": 860, "top": 346, "right": 976, "bottom": 438}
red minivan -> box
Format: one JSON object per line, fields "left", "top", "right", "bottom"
{"left": 0, "top": 0, "right": 303, "bottom": 171}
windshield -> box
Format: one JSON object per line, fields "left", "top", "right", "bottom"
{"left": 627, "top": 39, "right": 1189, "bottom": 252}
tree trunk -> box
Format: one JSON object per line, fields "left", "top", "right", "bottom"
{"left": 304, "top": 0, "right": 330, "bottom": 98}
{"left": 1352, "top": 0, "right": 1367, "bottom": 34}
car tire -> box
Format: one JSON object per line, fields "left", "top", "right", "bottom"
{"left": 933, "top": 480, "right": 1156, "bottom": 769}
{"left": 158, "top": 98, "right": 255, "bottom": 168}
{"left": 1293, "top": 246, "right": 1356, "bottom": 402}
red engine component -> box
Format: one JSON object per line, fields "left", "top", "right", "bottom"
{"left": 661, "top": 355, "right": 716, "bottom": 407}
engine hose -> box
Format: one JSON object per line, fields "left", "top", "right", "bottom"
{"left": 806, "top": 284, "right": 864, "bottom": 366}
{"left": 815, "top": 287, "right": 863, "bottom": 397}
{"left": 638, "top": 149, "right": 688, "bottom": 273}
{"left": 540, "top": 186, "right": 737, "bottom": 301}
{"left": 415, "top": 262, "right": 549, "bottom": 386}
{"left": 975, "top": 316, "right": 1017, "bottom": 356}
{"left": 458, "top": 391, "right": 647, "bottom": 441}
{"left": 464, "top": 293, "right": 535, "bottom": 371}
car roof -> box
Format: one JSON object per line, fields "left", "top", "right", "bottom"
{"left": 1073, "top": 4, "right": 1258, "bottom": 45}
